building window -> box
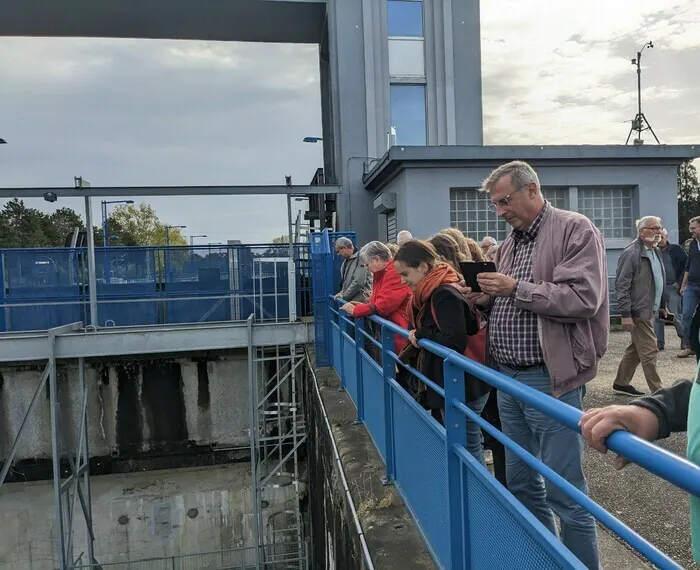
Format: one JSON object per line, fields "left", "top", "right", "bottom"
{"left": 386, "top": 211, "right": 397, "bottom": 242}
{"left": 450, "top": 188, "right": 509, "bottom": 242}
{"left": 388, "top": 0, "right": 423, "bottom": 37}
{"left": 390, "top": 84, "right": 426, "bottom": 146}
{"left": 578, "top": 187, "right": 634, "bottom": 239}
{"left": 542, "top": 186, "right": 570, "bottom": 210}
{"left": 388, "top": 39, "right": 425, "bottom": 77}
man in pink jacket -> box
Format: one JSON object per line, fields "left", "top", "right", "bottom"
{"left": 470, "top": 161, "right": 609, "bottom": 569}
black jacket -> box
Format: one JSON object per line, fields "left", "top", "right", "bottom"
{"left": 661, "top": 243, "right": 687, "bottom": 287}
{"left": 413, "top": 286, "right": 490, "bottom": 409}
{"left": 630, "top": 380, "right": 691, "bottom": 438}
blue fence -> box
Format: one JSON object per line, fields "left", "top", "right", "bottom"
{"left": 310, "top": 228, "right": 700, "bottom": 569}
{"left": 0, "top": 243, "right": 312, "bottom": 332}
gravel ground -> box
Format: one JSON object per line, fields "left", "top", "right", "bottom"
{"left": 585, "top": 329, "right": 697, "bottom": 569}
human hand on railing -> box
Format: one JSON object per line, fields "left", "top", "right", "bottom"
{"left": 579, "top": 405, "right": 660, "bottom": 469}
{"left": 448, "top": 280, "right": 491, "bottom": 306}
{"left": 340, "top": 302, "right": 356, "bottom": 316}
{"left": 408, "top": 330, "right": 419, "bottom": 348}
{"left": 334, "top": 292, "right": 342, "bottom": 300}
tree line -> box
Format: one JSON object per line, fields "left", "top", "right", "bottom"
{"left": 0, "top": 200, "right": 187, "bottom": 248}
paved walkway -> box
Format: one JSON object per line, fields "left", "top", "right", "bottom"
{"left": 586, "top": 329, "right": 697, "bottom": 569}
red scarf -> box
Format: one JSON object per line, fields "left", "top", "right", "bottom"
{"left": 407, "top": 264, "right": 460, "bottom": 329}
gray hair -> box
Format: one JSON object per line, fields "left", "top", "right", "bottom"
{"left": 397, "top": 230, "right": 413, "bottom": 246}
{"left": 482, "top": 161, "right": 540, "bottom": 194}
{"left": 635, "top": 216, "right": 662, "bottom": 232}
{"left": 482, "top": 236, "right": 497, "bottom": 247}
{"left": 335, "top": 237, "right": 353, "bottom": 250}
{"left": 359, "top": 241, "right": 393, "bottom": 264}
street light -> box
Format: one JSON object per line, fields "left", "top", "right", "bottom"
{"left": 0, "top": 138, "right": 7, "bottom": 144}
{"left": 102, "top": 200, "right": 134, "bottom": 246}
{"left": 189, "top": 234, "right": 208, "bottom": 246}
{"left": 165, "top": 225, "right": 186, "bottom": 247}
{"left": 302, "top": 136, "right": 322, "bottom": 143}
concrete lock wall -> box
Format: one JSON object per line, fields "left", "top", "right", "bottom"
{"left": 0, "top": 350, "right": 255, "bottom": 468}
{"left": 0, "top": 463, "right": 300, "bottom": 569}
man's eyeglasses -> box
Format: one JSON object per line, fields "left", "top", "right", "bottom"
{"left": 489, "top": 187, "right": 526, "bottom": 212}
{"left": 642, "top": 226, "right": 662, "bottom": 232}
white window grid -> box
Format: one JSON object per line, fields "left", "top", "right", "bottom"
{"left": 449, "top": 186, "right": 571, "bottom": 242}
{"left": 578, "top": 187, "right": 634, "bottom": 239}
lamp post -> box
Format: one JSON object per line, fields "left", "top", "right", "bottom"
{"left": 101, "top": 200, "right": 134, "bottom": 247}
{"left": 165, "top": 225, "right": 186, "bottom": 247}
{"left": 0, "top": 138, "right": 7, "bottom": 144}
{"left": 75, "top": 176, "right": 98, "bottom": 327}
{"left": 189, "top": 234, "right": 208, "bottom": 246}
{"left": 303, "top": 136, "right": 325, "bottom": 230}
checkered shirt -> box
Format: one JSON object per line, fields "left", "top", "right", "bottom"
{"left": 489, "top": 202, "right": 549, "bottom": 368}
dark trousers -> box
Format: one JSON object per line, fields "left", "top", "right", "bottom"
{"left": 481, "top": 388, "right": 507, "bottom": 487}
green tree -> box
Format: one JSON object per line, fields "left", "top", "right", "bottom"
{"left": 108, "top": 203, "right": 187, "bottom": 246}
{"left": 678, "top": 161, "right": 700, "bottom": 243}
{"left": 0, "top": 199, "right": 52, "bottom": 247}
{"left": 272, "top": 234, "right": 290, "bottom": 244}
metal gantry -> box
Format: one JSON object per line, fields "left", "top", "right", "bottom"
{"left": 0, "top": 322, "right": 98, "bottom": 570}
{"left": 248, "top": 317, "right": 308, "bottom": 569}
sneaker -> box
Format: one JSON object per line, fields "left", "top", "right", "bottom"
{"left": 678, "top": 348, "right": 695, "bottom": 358}
{"left": 612, "top": 384, "right": 645, "bottom": 397}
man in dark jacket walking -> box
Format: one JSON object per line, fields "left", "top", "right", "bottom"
{"left": 655, "top": 229, "right": 687, "bottom": 351}
{"left": 613, "top": 216, "right": 667, "bottom": 396}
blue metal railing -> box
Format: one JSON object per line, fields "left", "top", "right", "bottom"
{"left": 326, "top": 295, "right": 699, "bottom": 570}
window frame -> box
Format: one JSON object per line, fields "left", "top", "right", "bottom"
{"left": 389, "top": 83, "right": 427, "bottom": 146}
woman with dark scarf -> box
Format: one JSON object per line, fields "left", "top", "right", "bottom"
{"left": 394, "top": 240, "right": 491, "bottom": 465}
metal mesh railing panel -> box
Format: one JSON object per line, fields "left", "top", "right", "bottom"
{"left": 391, "top": 388, "right": 449, "bottom": 563}
{"left": 360, "top": 352, "right": 386, "bottom": 460}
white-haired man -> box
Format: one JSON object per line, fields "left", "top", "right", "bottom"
{"left": 333, "top": 237, "right": 371, "bottom": 303}
{"left": 481, "top": 235, "right": 497, "bottom": 253}
{"left": 613, "top": 216, "right": 667, "bottom": 396}
{"left": 396, "top": 230, "right": 413, "bottom": 246}
{"left": 469, "top": 160, "right": 608, "bottom": 569}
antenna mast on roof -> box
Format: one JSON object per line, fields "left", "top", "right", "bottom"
{"left": 626, "top": 41, "right": 660, "bottom": 145}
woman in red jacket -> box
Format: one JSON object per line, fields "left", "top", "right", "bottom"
{"left": 340, "top": 240, "right": 412, "bottom": 353}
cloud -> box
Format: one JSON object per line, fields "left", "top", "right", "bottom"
{"left": 0, "top": 39, "right": 323, "bottom": 242}
{"left": 481, "top": 0, "right": 700, "bottom": 145}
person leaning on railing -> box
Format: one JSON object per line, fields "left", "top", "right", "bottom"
{"left": 393, "top": 239, "right": 491, "bottom": 465}
{"left": 333, "top": 236, "right": 372, "bottom": 304}
{"left": 464, "top": 160, "right": 609, "bottom": 570}
{"left": 339, "top": 240, "right": 412, "bottom": 354}
{"left": 579, "top": 378, "right": 699, "bottom": 563}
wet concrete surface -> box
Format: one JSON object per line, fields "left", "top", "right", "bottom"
{"left": 585, "top": 329, "right": 697, "bottom": 569}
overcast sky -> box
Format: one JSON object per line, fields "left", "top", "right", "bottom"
{"left": 0, "top": 0, "right": 698, "bottom": 243}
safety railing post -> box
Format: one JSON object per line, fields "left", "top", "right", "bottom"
{"left": 338, "top": 302, "right": 346, "bottom": 391}
{"left": 443, "top": 359, "right": 468, "bottom": 569}
{"left": 354, "top": 316, "right": 365, "bottom": 423}
{"left": 381, "top": 324, "right": 396, "bottom": 484}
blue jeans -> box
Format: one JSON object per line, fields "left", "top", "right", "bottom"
{"left": 683, "top": 284, "right": 700, "bottom": 345}
{"left": 497, "top": 365, "right": 600, "bottom": 569}
{"left": 466, "top": 392, "right": 489, "bottom": 467}
{"left": 440, "top": 392, "right": 490, "bottom": 467}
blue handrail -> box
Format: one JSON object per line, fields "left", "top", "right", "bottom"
{"left": 331, "top": 295, "right": 700, "bottom": 569}
{"left": 364, "top": 304, "right": 700, "bottom": 497}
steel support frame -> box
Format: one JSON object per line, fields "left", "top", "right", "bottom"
{"left": 1, "top": 322, "right": 97, "bottom": 570}
{"left": 248, "top": 325, "right": 307, "bottom": 569}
